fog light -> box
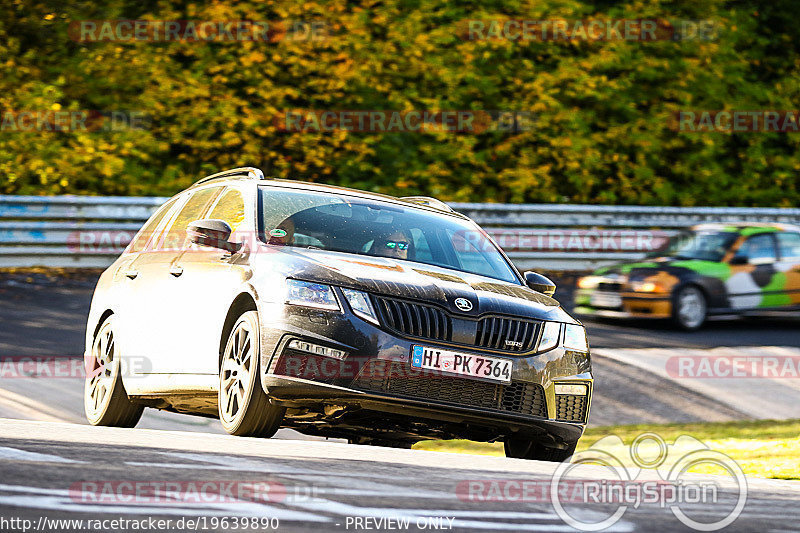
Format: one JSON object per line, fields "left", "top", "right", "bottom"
{"left": 554, "top": 383, "right": 588, "bottom": 396}
{"left": 287, "top": 339, "right": 347, "bottom": 361}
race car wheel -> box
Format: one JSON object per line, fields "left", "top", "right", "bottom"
{"left": 673, "top": 285, "right": 707, "bottom": 331}
{"left": 219, "top": 311, "right": 285, "bottom": 437}
{"left": 84, "top": 316, "right": 144, "bottom": 427}
{"left": 504, "top": 436, "right": 577, "bottom": 462}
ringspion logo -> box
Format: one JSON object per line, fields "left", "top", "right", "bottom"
{"left": 550, "top": 433, "right": 747, "bottom": 531}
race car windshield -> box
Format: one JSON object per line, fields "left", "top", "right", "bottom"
{"left": 650, "top": 231, "right": 738, "bottom": 262}
{"left": 258, "top": 186, "right": 519, "bottom": 284}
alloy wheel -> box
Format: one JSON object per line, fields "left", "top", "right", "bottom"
{"left": 220, "top": 319, "right": 254, "bottom": 425}
{"left": 85, "top": 321, "right": 117, "bottom": 420}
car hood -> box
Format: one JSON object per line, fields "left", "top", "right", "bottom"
{"left": 268, "top": 248, "right": 576, "bottom": 323}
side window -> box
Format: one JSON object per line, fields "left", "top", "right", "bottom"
{"left": 161, "top": 187, "right": 221, "bottom": 252}
{"left": 207, "top": 188, "right": 246, "bottom": 232}
{"left": 737, "top": 234, "right": 777, "bottom": 264}
{"left": 129, "top": 197, "right": 179, "bottom": 253}
{"left": 777, "top": 233, "right": 800, "bottom": 261}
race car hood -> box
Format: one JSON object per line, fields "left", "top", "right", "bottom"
{"left": 269, "top": 248, "right": 576, "bottom": 323}
{"left": 594, "top": 257, "right": 732, "bottom": 281}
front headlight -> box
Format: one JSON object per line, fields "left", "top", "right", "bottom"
{"left": 286, "top": 279, "right": 340, "bottom": 310}
{"left": 563, "top": 324, "right": 589, "bottom": 352}
{"left": 537, "top": 321, "right": 561, "bottom": 352}
{"left": 341, "top": 288, "right": 379, "bottom": 325}
{"left": 629, "top": 280, "right": 666, "bottom": 293}
{"left": 537, "top": 322, "right": 589, "bottom": 353}
{"left": 577, "top": 276, "right": 601, "bottom": 290}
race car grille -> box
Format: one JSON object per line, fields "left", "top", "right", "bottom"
{"left": 373, "top": 296, "right": 541, "bottom": 353}
{"left": 597, "top": 282, "right": 623, "bottom": 292}
{"left": 555, "top": 394, "right": 588, "bottom": 423}
{"left": 374, "top": 296, "right": 452, "bottom": 341}
{"left": 475, "top": 316, "right": 540, "bottom": 352}
{"left": 352, "top": 360, "right": 547, "bottom": 418}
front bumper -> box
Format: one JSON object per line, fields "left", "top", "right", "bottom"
{"left": 256, "top": 297, "right": 593, "bottom": 442}
{"left": 575, "top": 289, "right": 672, "bottom": 319}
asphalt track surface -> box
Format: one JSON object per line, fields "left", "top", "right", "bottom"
{"left": 0, "top": 271, "right": 799, "bottom": 531}
{"left": 0, "top": 419, "right": 798, "bottom": 533}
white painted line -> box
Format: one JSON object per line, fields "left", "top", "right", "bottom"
{"left": 0, "top": 446, "right": 81, "bottom": 463}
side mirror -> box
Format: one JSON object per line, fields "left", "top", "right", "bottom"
{"left": 187, "top": 219, "right": 241, "bottom": 253}
{"left": 524, "top": 271, "right": 556, "bottom": 297}
{"left": 729, "top": 255, "right": 748, "bottom": 265}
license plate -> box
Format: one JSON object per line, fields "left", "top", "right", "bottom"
{"left": 410, "top": 345, "right": 512, "bottom": 383}
{"left": 591, "top": 291, "right": 622, "bottom": 308}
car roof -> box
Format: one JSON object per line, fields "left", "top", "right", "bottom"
{"left": 190, "top": 171, "right": 469, "bottom": 220}
{"left": 691, "top": 222, "right": 800, "bottom": 233}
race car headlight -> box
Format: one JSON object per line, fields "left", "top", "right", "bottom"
{"left": 286, "top": 279, "right": 340, "bottom": 310}
{"left": 563, "top": 324, "right": 589, "bottom": 352}
{"left": 537, "top": 321, "right": 561, "bottom": 352}
{"left": 629, "top": 280, "right": 666, "bottom": 293}
{"left": 577, "top": 276, "right": 601, "bottom": 290}
{"left": 341, "top": 288, "right": 379, "bottom": 325}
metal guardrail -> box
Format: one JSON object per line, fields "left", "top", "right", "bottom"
{"left": 2, "top": 195, "right": 799, "bottom": 270}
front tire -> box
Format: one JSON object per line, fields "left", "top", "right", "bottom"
{"left": 84, "top": 316, "right": 144, "bottom": 427}
{"left": 504, "top": 436, "right": 576, "bottom": 462}
{"left": 219, "top": 311, "right": 285, "bottom": 437}
{"left": 672, "top": 285, "right": 707, "bottom": 330}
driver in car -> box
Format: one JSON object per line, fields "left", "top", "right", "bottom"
{"left": 371, "top": 229, "right": 412, "bottom": 260}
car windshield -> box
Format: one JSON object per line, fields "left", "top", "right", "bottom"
{"left": 258, "top": 186, "right": 520, "bottom": 283}
{"left": 649, "top": 231, "right": 738, "bottom": 262}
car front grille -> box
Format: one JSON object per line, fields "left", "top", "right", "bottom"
{"left": 555, "top": 394, "right": 588, "bottom": 423}
{"left": 373, "top": 295, "right": 541, "bottom": 354}
{"left": 475, "top": 316, "right": 540, "bottom": 352}
{"left": 597, "top": 282, "right": 623, "bottom": 292}
{"left": 373, "top": 296, "right": 452, "bottom": 341}
{"left": 351, "top": 360, "right": 547, "bottom": 418}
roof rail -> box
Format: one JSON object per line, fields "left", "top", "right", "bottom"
{"left": 400, "top": 196, "right": 455, "bottom": 213}
{"left": 191, "top": 167, "right": 264, "bottom": 187}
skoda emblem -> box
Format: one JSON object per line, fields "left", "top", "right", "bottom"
{"left": 454, "top": 298, "right": 473, "bottom": 312}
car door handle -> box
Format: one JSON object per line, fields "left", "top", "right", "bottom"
{"left": 124, "top": 269, "right": 138, "bottom": 279}
{"left": 170, "top": 266, "right": 184, "bottom": 277}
